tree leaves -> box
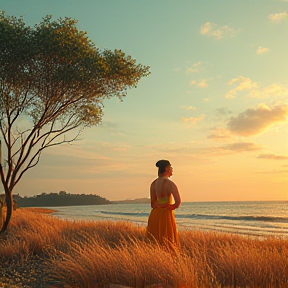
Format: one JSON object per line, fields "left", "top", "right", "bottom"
{"left": 0, "top": 11, "right": 150, "bottom": 232}
{"left": 0, "top": 11, "right": 150, "bottom": 128}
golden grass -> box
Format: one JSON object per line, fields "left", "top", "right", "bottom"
{"left": 19, "top": 207, "right": 57, "bottom": 214}
{"left": 0, "top": 208, "right": 287, "bottom": 288}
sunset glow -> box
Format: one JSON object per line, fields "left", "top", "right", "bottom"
{"left": 1, "top": 0, "right": 287, "bottom": 202}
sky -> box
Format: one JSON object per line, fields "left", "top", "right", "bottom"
{"left": 1, "top": 0, "right": 288, "bottom": 202}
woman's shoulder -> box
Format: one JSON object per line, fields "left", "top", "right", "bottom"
{"left": 166, "top": 178, "right": 177, "bottom": 188}
{"left": 151, "top": 177, "right": 174, "bottom": 187}
{"left": 150, "top": 178, "right": 158, "bottom": 186}
{"left": 165, "top": 178, "right": 174, "bottom": 183}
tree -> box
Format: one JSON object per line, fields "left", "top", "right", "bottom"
{"left": 0, "top": 12, "right": 150, "bottom": 233}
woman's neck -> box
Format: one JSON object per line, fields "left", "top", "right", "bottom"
{"left": 159, "top": 174, "right": 169, "bottom": 179}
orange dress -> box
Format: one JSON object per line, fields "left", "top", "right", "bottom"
{"left": 146, "top": 196, "right": 179, "bottom": 246}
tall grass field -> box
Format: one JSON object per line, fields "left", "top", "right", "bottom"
{"left": 0, "top": 208, "right": 287, "bottom": 288}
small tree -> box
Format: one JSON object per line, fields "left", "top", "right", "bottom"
{"left": 0, "top": 12, "right": 150, "bottom": 233}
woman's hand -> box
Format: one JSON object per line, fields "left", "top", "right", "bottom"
{"left": 153, "top": 203, "right": 170, "bottom": 209}
{"left": 167, "top": 204, "right": 177, "bottom": 210}
{"left": 153, "top": 203, "right": 176, "bottom": 210}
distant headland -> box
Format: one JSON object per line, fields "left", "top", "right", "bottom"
{"left": 12, "top": 191, "right": 150, "bottom": 207}
{"left": 111, "top": 198, "right": 150, "bottom": 204}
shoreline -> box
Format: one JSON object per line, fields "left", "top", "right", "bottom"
{"left": 19, "top": 207, "right": 58, "bottom": 214}
{"left": 17, "top": 205, "right": 288, "bottom": 239}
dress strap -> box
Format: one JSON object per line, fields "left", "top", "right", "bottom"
{"left": 157, "top": 196, "right": 169, "bottom": 204}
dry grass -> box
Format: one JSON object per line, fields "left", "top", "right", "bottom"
{"left": 0, "top": 208, "right": 287, "bottom": 288}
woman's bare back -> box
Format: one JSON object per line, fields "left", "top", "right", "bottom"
{"left": 154, "top": 177, "right": 171, "bottom": 199}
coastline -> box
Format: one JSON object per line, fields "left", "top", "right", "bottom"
{"left": 1, "top": 208, "right": 287, "bottom": 288}
{"left": 37, "top": 201, "right": 288, "bottom": 239}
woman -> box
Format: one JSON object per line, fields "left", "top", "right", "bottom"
{"left": 146, "top": 160, "right": 181, "bottom": 246}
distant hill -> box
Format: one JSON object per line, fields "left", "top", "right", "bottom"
{"left": 13, "top": 191, "right": 110, "bottom": 207}
{"left": 111, "top": 198, "right": 150, "bottom": 204}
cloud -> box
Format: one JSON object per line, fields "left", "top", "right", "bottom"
{"left": 225, "top": 76, "right": 258, "bottom": 98}
{"left": 207, "top": 127, "right": 232, "bottom": 140}
{"left": 269, "top": 12, "right": 288, "bottom": 23}
{"left": 256, "top": 169, "right": 288, "bottom": 174}
{"left": 200, "top": 22, "right": 238, "bottom": 39}
{"left": 181, "top": 114, "right": 205, "bottom": 125}
{"left": 256, "top": 46, "right": 269, "bottom": 54}
{"left": 227, "top": 104, "right": 288, "bottom": 136}
{"left": 247, "top": 84, "right": 288, "bottom": 99}
{"left": 225, "top": 76, "right": 288, "bottom": 99}
{"left": 262, "top": 84, "right": 288, "bottom": 97}
{"left": 187, "top": 62, "right": 202, "bottom": 73}
{"left": 198, "top": 79, "right": 208, "bottom": 88}
{"left": 190, "top": 79, "right": 208, "bottom": 88}
{"left": 219, "top": 142, "right": 262, "bottom": 152}
{"left": 182, "top": 105, "right": 196, "bottom": 110}
{"left": 216, "top": 107, "right": 233, "bottom": 116}
{"left": 206, "top": 142, "right": 263, "bottom": 157}
{"left": 257, "top": 153, "right": 288, "bottom": 160}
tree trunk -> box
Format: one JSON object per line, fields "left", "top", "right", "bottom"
{"left": 0, "top": 188, "right": 13, "bottom": 233}
{"left": 0, "top": 200, "right": 3, "bottom": 229}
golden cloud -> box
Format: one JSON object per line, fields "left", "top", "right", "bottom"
{"left": 256, "top": 46, "right": 269, "bottom": 54}
{"left": 220, "top": 142, "right": 263, "bottom": 152}
{"left": 198, "top": 79, "right": 208, "bottom": 88}
{"left": 181, "top": 114, "right": 205, "bottom": 125}
{"left": 227, "top": 104, "right": 288, "bottom": 136}
{"left": 187, "top": 61, "right": 202, "bottom": 73}
{"left": 269, "top": 12, "right": 288, "bottom": 23}
{"left": 225, "top": 76, "right": 258, "bottom": 98}
{"left": 200, "top": 22, "right": 238, "bottom": 39}
{"left": 256, "top": 169, "right": 288, "bottom": 174}
{"left": 257, "top": 153, "right": 288, "bottom": 160}
{"left": 189, "top": 79, "right": 208, "bottom": 87}
{"left": 248, "top": 84, "right": 288, "bottom": 99}
{"left": 207, "top": 127, "right": 232, "bottom": 140}
{"left": 182, "top": 105, "right": 196, "bottom": 110}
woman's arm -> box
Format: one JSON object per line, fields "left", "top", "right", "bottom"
{"left": 150, "top": 181, "right": 158, "bottom": 208}
{"left": 168, "top": 181, "right": 181, "bottom": 210}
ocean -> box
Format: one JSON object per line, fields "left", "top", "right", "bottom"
{"left": 49, "top": 201, "right": 288, "bottom": 238}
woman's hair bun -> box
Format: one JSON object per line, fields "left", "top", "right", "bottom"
{"left": 156, "top": 160, "right": 170, "bottom": 168}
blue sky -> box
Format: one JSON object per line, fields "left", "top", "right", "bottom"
{"left": 1, "top": 0, "right": 288, "bottom": 201}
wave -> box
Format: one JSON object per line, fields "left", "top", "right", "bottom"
{"left": 99, "top": 210, "right": 149, "bottom": 217}
{"left": 97, "top": 210, "right": 288, "bottom": 223}
{"left": 177, "top": 214, "right": 288, "bottom": 223}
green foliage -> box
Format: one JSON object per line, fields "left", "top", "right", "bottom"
{"left": 0, "top": 12, "right": 150, "bottom": 129}
{"left": 0, "top": 11, "right": 150, "bottom": 182}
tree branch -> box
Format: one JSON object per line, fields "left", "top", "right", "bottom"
{"left": 13, "top": 125, "right": 82, "bottom": 187}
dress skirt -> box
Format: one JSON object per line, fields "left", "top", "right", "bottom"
{"left": 146, "top": 207, "right": 179, "bottom": 246}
